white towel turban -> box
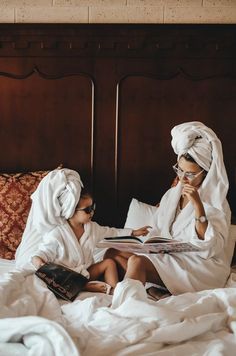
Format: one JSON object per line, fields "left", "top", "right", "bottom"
{"left": 171, "top": 121, "right": 229, "bottom": 212}
{"left": 15, "top": 168, "right": 84, "bottom": 266}
{"left": 30, "top": 168, "right": 84, "bottom": 234}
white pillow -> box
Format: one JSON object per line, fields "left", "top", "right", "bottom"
{"left": 125, "top": 199, "right": 236, "bottom": 236}
{"left": 124, "top": 198, "right": 158, "bottom": 229}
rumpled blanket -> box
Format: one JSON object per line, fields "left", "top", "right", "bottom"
{"left": 1, "top": 265, "right": 236, "bottom": 356}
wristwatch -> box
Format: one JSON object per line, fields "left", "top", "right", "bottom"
{"left": 195, "top": 216, "right": 207, "bottom": 223}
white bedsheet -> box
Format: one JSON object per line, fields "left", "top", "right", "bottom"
{"left": 0, "top": 316, "right": 79, "bottom": 356}
{"left": 0, "top": 259, "right": 236, "bottom": 356}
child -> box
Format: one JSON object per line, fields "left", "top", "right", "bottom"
{"left": 30, "top": 170, "right": 149, "bottom": 294}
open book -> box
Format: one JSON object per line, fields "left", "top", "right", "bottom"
{"left": 103, "top": 235, "right": 171, "bottom": 244}
{"left": 97, "top": 235, "right": 200, "bottom": 253}
{"left": 35, "top": 262, "right": 88, "bottom": 302}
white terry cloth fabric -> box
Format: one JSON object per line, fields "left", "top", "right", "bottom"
{"left": 15, "top": 168, "right": 83, "bottom": 267}
{"left": 0, "top": 316, "right": 79, "bottom": 356}
{"left": 171, "top": 121, "right": 228, "bottom": 211}
{"left": 31, "top": 220, "right": 132, "bottom": 279}
{"left": 0, "top": 258, "right": 15, "bottom": 274}
{"left": 141, "top": 122, "right": 233, "bottom": 294}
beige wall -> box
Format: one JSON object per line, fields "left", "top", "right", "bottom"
{"left": 0, "top": 0, "right": 236, "bottom": 23}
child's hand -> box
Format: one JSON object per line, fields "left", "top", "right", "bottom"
{"left": 31, "top": 256, "right": 45, "bottom": 269}
{"left": 132, "top": 226, "right": 152, "bottom": 237}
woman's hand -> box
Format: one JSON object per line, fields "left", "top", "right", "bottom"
{"left": 181, "top": 183, "right": 201, "bottom": 207}
{"left": 182, "top": 183, "right": 207, "bottom": 240}
{"left": 31, "top": 256, "right": 45, "bottom": 269}
{"left": 131, "top": 226, "right": 151, "bottom": 237}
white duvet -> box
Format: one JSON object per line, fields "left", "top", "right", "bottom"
{"left": 0, "top": 260, "right": 236, "bottom": 356}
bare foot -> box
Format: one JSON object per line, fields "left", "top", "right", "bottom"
{"left": 84, "top": 281, "right": 112, "bottom": 294}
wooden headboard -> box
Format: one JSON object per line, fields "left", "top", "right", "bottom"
{"left": 0, "top": 24, "right": 236, "bottom": 226}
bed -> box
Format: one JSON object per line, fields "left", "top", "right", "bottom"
{"left": 1, "top": 24, "right": 236, "bottom": 355}
{"left": 0, "top": 197, "right": 236, "bottom": 355}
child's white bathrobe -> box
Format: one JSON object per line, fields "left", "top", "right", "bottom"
{"left": 15, "top": 168, "right": 131, "bottom": 275}
{"left": 31, "top": 221, "right": 131, "bottom": 278}
{"left": 144, "top": 122, "right": 234, "bottom": 295}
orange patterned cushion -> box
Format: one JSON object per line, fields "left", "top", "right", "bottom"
{"left": 0, "top": 170, "right": 49, "bottom": 260}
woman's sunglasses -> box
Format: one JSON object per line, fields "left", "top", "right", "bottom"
{"left": 75, "top": 203, "right": 96, "bottom": 214}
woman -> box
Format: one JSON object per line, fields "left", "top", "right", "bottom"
{"left": 104, "top": 121, "right": 234, "bottom": 296}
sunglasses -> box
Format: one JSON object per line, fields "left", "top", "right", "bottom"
{"left": 172, "top": 163, "right": 204, "bottom": 181}
{"left": 75, "top": 203, "right": 96, "bottom": 214}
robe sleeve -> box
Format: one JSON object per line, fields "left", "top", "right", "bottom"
{"left": 32, "top": 231, "right": 59, "bottom": 263}
{"left": 91, "top": 222, "right": 132, "bottom": 244}
{"left": 188, "top": 204, "right": 230, "bottom": 259}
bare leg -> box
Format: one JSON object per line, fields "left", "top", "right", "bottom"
{"left": 104, "top": 249, "right": 167, "bottom": 299}
{"left": 83, "top": 259, "right": 119, "bottom": 293}
{"left": 125, "top": 255, "right": 171, "bottom": 300}
{"left": 125, "top": 254, "right": 165, "bottom": 286}
{"left": 104, "top": 248, "right": 133, "bottom": 280}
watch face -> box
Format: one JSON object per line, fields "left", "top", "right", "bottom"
{"left": 199, "top": 216, "right": 207, "bottom": 223}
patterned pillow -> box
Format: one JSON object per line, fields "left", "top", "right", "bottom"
{"left": 0, "top": 170, "right": 49, "bottom": 260}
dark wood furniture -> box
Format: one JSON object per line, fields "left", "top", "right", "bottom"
{"left": 0, "top": 24, "right": 235, "bottom": 226}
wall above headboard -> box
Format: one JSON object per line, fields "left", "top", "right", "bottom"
{"left": 0, "top": 24, "right": 236, "bottom": 226}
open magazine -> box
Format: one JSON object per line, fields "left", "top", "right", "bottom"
{"left": 103, "top": 235, "right": 171, "bottom": 244}
{"left": 97, "top": 235, "right": 200, "bottom": 253}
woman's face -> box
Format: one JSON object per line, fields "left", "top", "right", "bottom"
{"left": 70, "top": 196, "right": 95, "bottom": 225}
{"left": 177, "top": 157, "right": 206, "bottom": 187}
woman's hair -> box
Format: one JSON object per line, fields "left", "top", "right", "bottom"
{"left": 180, "top": 153, "right": 207, "bottom": 175}
{"left": 179, "top": 152, "right": 196, "bottom": 163}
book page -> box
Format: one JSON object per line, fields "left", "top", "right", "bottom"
{"left": 97, "top": 240, "right": 200, "bottom": 253}
{"left": 103, "top": 236, "right": 170, "bottom": 244}
{"left": 104, "top": 236, "right": 143, "bottom": 243}
{"left": 143, "top": 236, "right": 172, "bottom": 244}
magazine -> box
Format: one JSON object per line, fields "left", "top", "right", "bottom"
{"left": 35, "top": 262, "right": 88, "bottom": 302}
{"left": 97, "top": 235, "right": 200, "bottom": 254}
{"left": 103, "top": 235, "right": 171, "bottom": 244}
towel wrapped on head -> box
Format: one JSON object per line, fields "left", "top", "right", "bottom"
{"left": 15, "top": 168, "right": 83, "bottom": 267}
{"left": 171, "top": 121, "right": 228, "bottom": 212}
{"left": 30, "top": 168, "right": 84, "bottom": 234}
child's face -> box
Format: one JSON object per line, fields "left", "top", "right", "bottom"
{"left": 71, "top": 196, "right": 95, "bottom": 224}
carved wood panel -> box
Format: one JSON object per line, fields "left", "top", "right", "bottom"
{"left": 116, "top": 75, "right": 236, "bottom": 225}
{"left": 0, "top": 72, "right": 94, "bottom": 187}
{"left": 0, "top": 24, "right": 235, "bottom": 226}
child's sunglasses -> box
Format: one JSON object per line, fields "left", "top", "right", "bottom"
{"left": 75, "top": 203, "right": 96, "bottom": 214}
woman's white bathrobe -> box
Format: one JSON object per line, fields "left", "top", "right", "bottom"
{"left": 143, "top": 121, "right": 234, "bottom": 295}
{"left": 144, "top": 181, "right": 233, "bottom": 295}
{"left": 32, "top": 221, "right": 132, "bottom": 278}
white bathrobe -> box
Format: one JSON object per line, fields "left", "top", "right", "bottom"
{"left": 32, "top": 221, "right": 132, "bottom": 278}
{"left": 15, "top": 168, "right": 132, "bottom": 274}
{"left": 143, "top": 122, "right": 233, "bottom": 295}
{"left": 144, "top": 182, "right": 233, "bottom": 295}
